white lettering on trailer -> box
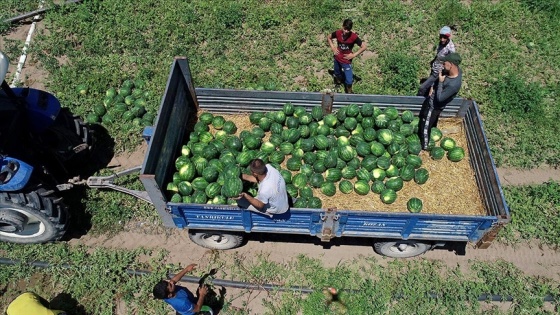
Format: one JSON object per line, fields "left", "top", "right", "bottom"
{"left": 195, "top": 215, "right": 234, "bottom": 220}
{"left": 363, "top": 222, "right": 386, "bottom": 227}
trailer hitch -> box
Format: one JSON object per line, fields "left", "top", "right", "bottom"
{"left": 319, "top": 208, "right": 339, "bottom": 242}
{"left": 86, "top": 166, "right": 152, "bottom": 204}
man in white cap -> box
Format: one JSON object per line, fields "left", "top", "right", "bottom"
{"left": 417, "top": 26, "right": 456, "bottom": 97}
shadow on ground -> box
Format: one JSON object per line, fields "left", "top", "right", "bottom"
{"left": 49, "top": 292, "right": 87, "bottom": 315}
{"left": 61, "top": 123, "right": 115, "bottom": 241}
{"left": 244, "top": 232, "right": 468, "bottom": 256}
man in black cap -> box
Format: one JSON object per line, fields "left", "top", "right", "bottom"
{"left": 418, "top": 52, "right": 463, "bottom": 150}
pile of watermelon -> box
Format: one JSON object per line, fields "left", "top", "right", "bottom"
{"left": 166, "top": 103, "right": 466, "bottom": 212}
{"left": 85, "top": 79, "right": 155, "bottom": 127}
{"left": 426, "top": 128, "right": 466, "bottom": 163}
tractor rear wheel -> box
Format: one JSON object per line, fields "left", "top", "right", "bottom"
{"left": 45, "top": 107, "right": 93, "bottom": 162}
{"left": 56, "top": 107, "right": 93, "bottom": 149}
{"left": 0, "top": 188, "right": 68, "bottom": 243}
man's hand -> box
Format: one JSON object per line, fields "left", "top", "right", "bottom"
{"left": 170, "top": 263, "right": 199, "bottom": 283}
{"left": 198, "top": 285, "right": 208, "bottom": 297}
{"left": 438, "top": 70, "right": 446, "bottom": 82}
{"left": 185, "top": 264, "right": 197, "bottom": 272}
{"left": 193, "top": 285, "right": 210, "bottom": 313}
{"left": 343, "top": 53, "right": 354, "bottom": 60}
{"left": 327, "top": 35, "right": 339, "bottom": 55}
{"left": 233, "top": 192, "right": 247, "bottom": 200}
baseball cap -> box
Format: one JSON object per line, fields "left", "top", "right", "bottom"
{"left": 442, "top": 53, "right": 461, "bottom": 66}
{"left": 439, "top": 26, "right": 451, "bottom": 37}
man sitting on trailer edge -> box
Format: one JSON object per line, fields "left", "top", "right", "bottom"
{"left": 236, "top": 158, "right": 289, "bottom": 218}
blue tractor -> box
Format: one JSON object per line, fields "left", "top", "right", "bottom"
{"left": 0, "top": 51, "right": 93, "bottom": 243}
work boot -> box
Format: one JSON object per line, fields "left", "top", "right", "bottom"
{"left": 344, "top": 84, "right": 354, "bottom": 94}
{"left": 328, "top": 69, "right": 343, "bottom": 86}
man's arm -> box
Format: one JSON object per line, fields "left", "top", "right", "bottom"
{"left": 344, "top": 42, "right": 367, "bottom": 60}
{"left": 170, "top": 264, "right": 197, "bottom": 284}
{"left": 239, "top": 192, "right": 265, "bottom": 210}
{"left": 241, "top": 173, "right": 257, "bottom": 183}
{"left": 435, "top": 72, "right": 461, "bottom": 103}
{"left": 327, "top": 33, "right": 338, "bottom": 54}
{"left": 192, "top": 286, "right": 208, "bottom": 313}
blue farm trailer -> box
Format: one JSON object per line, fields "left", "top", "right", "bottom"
{"left": 138, "top": 58, "right": 510, "bottom": 258}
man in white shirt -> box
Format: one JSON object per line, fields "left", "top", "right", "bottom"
{"left": 237, "top": 159, "right": 289, "bottom": 217}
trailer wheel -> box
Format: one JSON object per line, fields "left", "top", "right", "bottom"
{"left": 373, "top": 240, "right": 430, "bottom": 258}
{"left": 0, "top": 189, "right": 68, "bottom": 244}
{"left": 188, "top": 230, "right": 244, "bottom": 250}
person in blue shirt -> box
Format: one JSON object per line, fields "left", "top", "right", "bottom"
{"left": 152, "top": 263, "right": 211, "bottom": 315}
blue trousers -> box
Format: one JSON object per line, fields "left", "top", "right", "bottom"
{"left": 333, "top": 59, "right": 354, "bottom": 85}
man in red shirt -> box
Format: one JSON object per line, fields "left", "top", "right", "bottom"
{"left": 327, "top": 19, "right": 367, "bottom": 94}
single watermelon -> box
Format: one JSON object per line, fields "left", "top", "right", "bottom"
{"left": 430, "top": 147, "right": 446, "bottom": 160}
{"left": 447, "top": 147, "right": 465, "bottom": 162}
{"left": 325, "top": 168, "right": 343, "bottom": 182}
{"left": 205, "top": 182, "right": 222, "bottom": 198}
{"left": 377, "top": 129, "right": 394, "bottom": 145}
{"left": 385, "top": 177, "right": 404, "bottom": 191}
{"left": 407, "top": 197, "right": 423, "bottom": 213}
{"left": 440, "top": 137, "right": 457, "bottom": 151}
{"left": 320, "top": 182, "right": 337, "bottom": 197}
{"left": 308, "top": 196, "right": 322, "bottom": 208}
{"left": 414, "top": 168, "right": 430, "bottom": 185}
{"left": 339, "top": 180, "right": 354, "bottom": 194}
{"left": 221, "top": 177, "right": 243, "bottom": 198}
{"left": 283, "top": 103, "right": 295, "bottom": 115}
{"left": 310, "top": 173, "right": 325, "bottom": 188}
{"left": 401, "top": 110, "right": 415, "bottom": 123}
{"left": 430, "top": 127, "right": 443, "bottom": 142}
{"left": 371, "top": 180, "right": 385, "bottom": 194}
{"left": 354, "top": 180, "right": 370, "bottom": 195}
{"left": 371, "top": 168, "right": 386, "bottom": 181}
{"left": 380, "top": 189, "right": 397, "bottom": 204}
{"left": 292, "top": 173, "right": 308, "bottom": 189}
{"left": 286, "top": 157, "right": 302, "bottom": 171}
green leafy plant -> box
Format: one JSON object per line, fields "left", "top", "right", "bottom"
{"left": 499, "top": 181, "right": 560, "bottom": 246}
{"left": 380, "top": 52, "right": 420, "bottom": 95}
{"left": 487, "top": 73, "right": 545, "bottom": 119}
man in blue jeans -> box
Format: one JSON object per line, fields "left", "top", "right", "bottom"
{"left": 327, "top": 19, "right": 367, "bottom": 94}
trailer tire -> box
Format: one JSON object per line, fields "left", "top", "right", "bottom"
{"left": 0, "top": 189, "right": 68, "bottom": 244}
{"left": 373, "top": 240, "right": 430, "bottom": 258}
{"left": 188, "top": 230, "right": 244, "bottom": 250}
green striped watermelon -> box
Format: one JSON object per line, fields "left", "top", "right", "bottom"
{"left": 354, "top": 180, "right": 370, "bottom": 195}
{"left": 339, "top": 180, "right": 354, "bottom": 194}
{"left": 447, "top": 147, "right": 465, "bottom": 162}
{"left": 407, "top": 197, "right": 423, "bottom": 213}
{"left": 380, "top": 189, "right": 397, "bottom": 204}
